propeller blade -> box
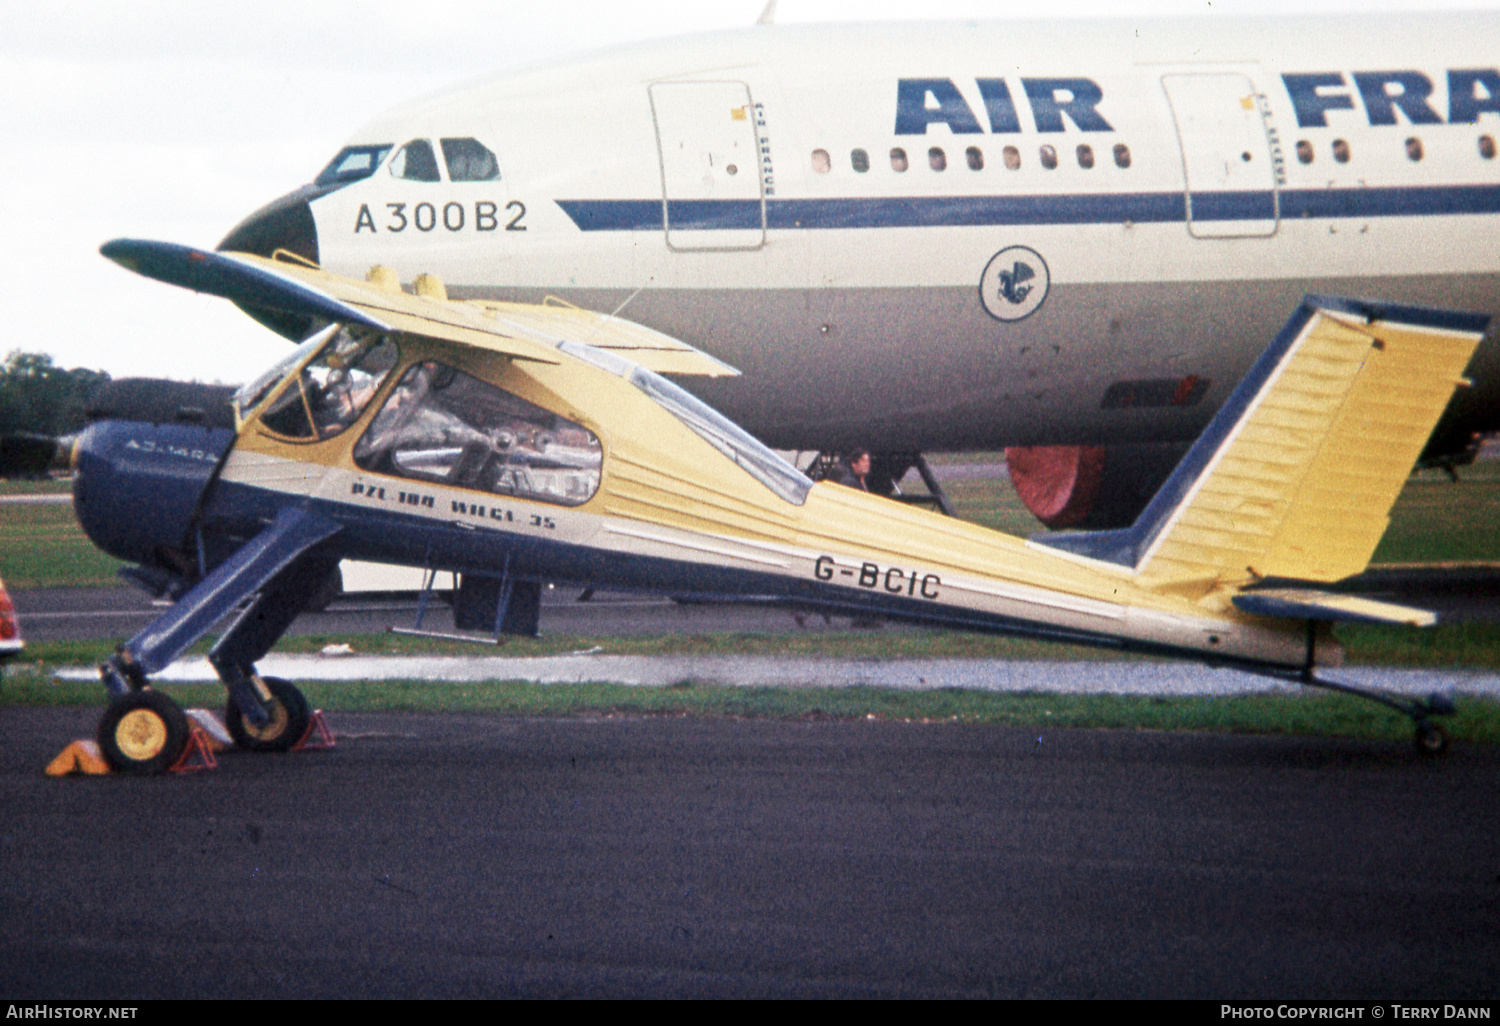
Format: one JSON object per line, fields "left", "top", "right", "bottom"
{"left": 0, "top": 433, "right": 69, "bottom": 478}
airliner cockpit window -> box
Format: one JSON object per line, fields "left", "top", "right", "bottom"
{"left": 257, "top": 328, "right": 399, "bottom": 441}
{"left": 352, "top": 362, "right": 602, "bottom": 506}
{"left": 390, "top": 139, "right": 442, "bottom": 182}
{"left": 314, "top": 144, "right": 393, "bottom": 186}
{"left": 441, "top": 138, "right": 501, "bottom": 181}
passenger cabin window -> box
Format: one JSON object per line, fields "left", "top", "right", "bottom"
{"left": 1076, "top": 144, "right": 1095, "bottom": 169}
{"left": 315, "top": 145, "right": 393, "bottom": 186}
{"left": 811, "top": 149, "right": 831, "bottom": 174}
{"left": 890, "top": 147, "right": 909, "bottom": 172}
{"left": 352, "top": 362, "right": 602, "bottom": 507}
{"left": 1406, "top": 137, "right": 1424, "bottom": 162}
{"left": 1039, "top": 145, "right": 1058, "bottom": 170}
{"left": 851, "top": 148, "right": 870, "bottom": 172}
{"left": 1482, "top": 135, "right": 1497, "bottom": 160}
{"left": 1296, "top": 140, "right": 1314, "bottom": 164}
{"left": 390, "top": 139, "right": 442, "bottom": 182}
{"left": 1003, "top": 145, "right": 1021, "bottom": 170}
{"left": 928, "top": 147, "right": 947, "bottom": 171}
{"left": 258, "top": 328, "right": 399, "bottom": 441}
{"left": 1113, "top": 143, "right": 1131, "bottom": 168}
{"left": 441, "top": 138, "right": 500, "bottom": 181}
{"left": 965, "top": 146, "right": 984, "bottom": 171}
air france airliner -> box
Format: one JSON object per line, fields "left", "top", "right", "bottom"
{"left": 220, "top": 12, "right": 1500, "bottom": 525}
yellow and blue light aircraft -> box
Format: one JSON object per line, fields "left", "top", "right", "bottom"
{"left": 43, "top": 239, "right": 1485, "bottom": 771}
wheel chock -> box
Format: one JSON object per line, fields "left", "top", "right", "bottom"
{"left": 169, "top": 727, "right": 219, "bottom": 774}
{"left": 45, "top": 740, "right": 111, "bottom": 777}
{"left": 293, "top": 709, "right": 336, "bottom": 752}
{"left": 184, "top": 708, "right": 233, "bottom": 751}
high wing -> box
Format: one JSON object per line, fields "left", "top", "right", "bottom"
{"left": 99, "top": 240, "right": 739, "bottom": 378}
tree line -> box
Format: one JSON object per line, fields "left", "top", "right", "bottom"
{"left": 0, "top": 351, "right": 111, "bottom": 437}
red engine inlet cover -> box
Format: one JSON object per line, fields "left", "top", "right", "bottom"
{"left": 1004, "top": 445, "right": 1105, "bottom": 530}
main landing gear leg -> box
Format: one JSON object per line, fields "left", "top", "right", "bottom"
{"left": 94, "top": 508, "right": 341, "bottom": 772}
{"left": 208, "top": 554, "right": 336, "bottom": 752}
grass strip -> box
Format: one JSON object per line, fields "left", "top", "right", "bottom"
{"left": 12, "top": 619, "right": 1500, "bottom": 668}
{"left": 4, "top": 668, "right": 1497, "bottom": 746}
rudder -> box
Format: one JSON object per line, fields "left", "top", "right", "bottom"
{"left": 1037, "top": 296, "right": 1485, "bottom": 599}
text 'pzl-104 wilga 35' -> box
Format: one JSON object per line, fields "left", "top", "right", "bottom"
{"left": 25, "top": 238, "right": 1488, "bottom": 769}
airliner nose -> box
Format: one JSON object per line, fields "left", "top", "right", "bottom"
{"left": 217, "top": 183, "right": 331, "bottom": 264}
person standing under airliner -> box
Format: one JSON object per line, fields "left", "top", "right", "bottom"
{"left": 834, "top": 450, "right": 872, "bottom": 491}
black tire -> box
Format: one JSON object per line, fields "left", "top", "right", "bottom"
{"left": 97, "top": 690, "right": 190, "bottom": 775}
{"left": 1414, "top": 720, "right": 1450, "bottom": 756}
{"left": 225, "top": 677, "right": 311, "bottom": 753}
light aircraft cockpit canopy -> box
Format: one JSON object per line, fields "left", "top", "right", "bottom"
{"left": 234, "top": 323, "right": 400, "bottom": 440}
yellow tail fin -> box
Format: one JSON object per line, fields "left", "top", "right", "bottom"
{"left": 1038, "top": 297, "right": 1485, "bottom": 597}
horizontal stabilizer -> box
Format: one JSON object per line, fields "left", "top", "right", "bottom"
{"left": 1233, "top": 588, "right": 1436, "bottom": 627}
{"left": 1038, "top": 296, "right": 1486, "bottom": 595}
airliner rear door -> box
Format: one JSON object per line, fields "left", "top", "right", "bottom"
{"left": 650, "top": 81, "right": 766, "bottom": 251}
{"left": 1162, "top": 74, "right": 1280, "bottom": 238}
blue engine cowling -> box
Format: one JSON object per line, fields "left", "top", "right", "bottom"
{"left": 72, "top": 420, "right": 236, "bottom": 574}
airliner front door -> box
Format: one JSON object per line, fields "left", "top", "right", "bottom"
{"left": 650, "top": 81, "right": 766, "bottom": 251}
{"left": 1162, "top": 73, "right": 1280, "bottom": 238}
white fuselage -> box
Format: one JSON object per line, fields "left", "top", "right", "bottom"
{"left": 299, "top": 15, "right": 1500, "bottom": 451}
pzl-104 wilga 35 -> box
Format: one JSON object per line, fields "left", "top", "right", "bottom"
{"left": 14, "top": 238, "right": 1485, "bottom": 770}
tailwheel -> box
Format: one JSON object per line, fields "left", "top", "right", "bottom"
{"left": 225, "top": 676, "right": 311, "bottom": 753}
{"left": 1414, "top": 719, "right": 1450, "bottom": 757}
{"left": 97, "top": 689, "right": 190, "bottom": 775}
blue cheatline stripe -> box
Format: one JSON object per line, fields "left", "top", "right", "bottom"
{"left": 555, "top": 183, "right": 1500, "bottom": 232}
{"left": 666, "top": 199, "right": 765, "bottom": 230}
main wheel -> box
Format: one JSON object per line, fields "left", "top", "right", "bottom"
{"left": 1414, "top": 720, "right": 1450, "bottom": 756}
{"left": 225, "top": 677, "right": 311, "bottom": 753}
{"left": 97, "top": 690, "right": 190, "bottom": 775}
